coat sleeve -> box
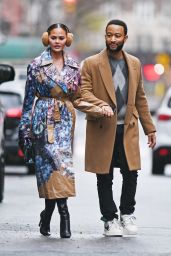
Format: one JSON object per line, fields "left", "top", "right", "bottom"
{"left": 70, "top": 68, "right": 104, "bottom": 117}
{"left": 18, "top": 63, "right": 37, "bottom": 151}
{"left": 80, "top": 59, "right": 110, "bottom": 108}
{"left": 135, "top": 62, "right": 156, "bottom": 135}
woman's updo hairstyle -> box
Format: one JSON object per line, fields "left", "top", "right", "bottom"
{"left": 41, "top": 23, "right": 73, "bottom": 47}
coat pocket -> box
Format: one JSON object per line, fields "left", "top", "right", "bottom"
{"left": 132, "top": 108, "right": 139, "bottom": 119}
{"left": 130, "top": 109, "right": 139, "bottom": 127}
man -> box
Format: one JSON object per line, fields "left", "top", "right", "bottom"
{"left": 81, "top": 19, "right": 156, "bottom": 237}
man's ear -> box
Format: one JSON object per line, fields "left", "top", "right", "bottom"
{"left": 124, "top": 35, "right": 128, "bottom": 42}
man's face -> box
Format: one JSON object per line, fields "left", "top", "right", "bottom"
{"left": 105, "top": 24, "right": 128, "bottom": 53}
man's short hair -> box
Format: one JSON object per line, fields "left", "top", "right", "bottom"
{"left": 106, "top": 19, "right": 128, "bottom": 35}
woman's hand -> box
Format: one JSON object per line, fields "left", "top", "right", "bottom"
{"left": 101, "top": 105, "right": 114, "bottom": 117}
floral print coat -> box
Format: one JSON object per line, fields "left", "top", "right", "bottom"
{"left": 19, "top": 48, "right": 103, "bottom": 199}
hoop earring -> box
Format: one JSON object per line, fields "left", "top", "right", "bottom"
{"left": 66, "top": 33, "right": 73, "bottom": 47}
{"left": 41, "top": 32, "right": 49, "bottom": 46}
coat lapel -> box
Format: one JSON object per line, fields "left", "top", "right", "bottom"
{"left": 98, "top": 49, "right": 116, "bottom": 105}
{"left": 123, "top": 51, "right": 139, "bottom": 125}
{"left": 40, "top": 48, "right": 58, "bottom": 84}
{"left": 123, "top": 51, "right": 137, "bottom": 105}
{"left": 39, "top": 48, "right": 79, "bottom": 92}
{"left": 98, "top": 49, "right": 138, "bottom": 121}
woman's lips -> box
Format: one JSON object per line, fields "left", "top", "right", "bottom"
{"left": 54, "top": 45, "right": 61, "bottom": 48}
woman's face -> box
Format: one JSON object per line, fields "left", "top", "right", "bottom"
{"left": 48, "top": 27, "right": 67, "bottom": 53}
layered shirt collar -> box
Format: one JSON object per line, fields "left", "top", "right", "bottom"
{"left": 38, "top": 47, "right": 80, "bottom": 94}
{"left": 40, "top": 47, "right": 79, "bottom": 69}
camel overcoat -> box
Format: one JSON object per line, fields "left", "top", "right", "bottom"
{"left": 81, "top": 49, "right": 156, "bottom": 173}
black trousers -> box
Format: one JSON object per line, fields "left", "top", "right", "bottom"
{"left": 96, "top": 125, "right": 138, "bottom": 221}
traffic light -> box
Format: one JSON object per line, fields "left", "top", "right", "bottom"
{"left": 155, "top": 53, "right": 170, "bottom": 69}
{"left": 143, "top": 64, "right": 161, "bottom": 82}
{"left": 64, "top": 0, "right": 77, "bottom": 13}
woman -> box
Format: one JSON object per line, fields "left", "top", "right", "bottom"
{"left": 19, "top": 23, "right": 103, "bottom": 238}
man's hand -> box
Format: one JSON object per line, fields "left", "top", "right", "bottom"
{"left": 147, "top": 132, "right": 156, "bottom": 149}
{"left": 101, "top": 105, "right": 114, "bottom": 117}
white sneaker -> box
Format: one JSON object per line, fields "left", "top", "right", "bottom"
{"left": 103, "top": 218, "right": 123, "bottom": 237}
{"left": 121, "top": 214, "right": 138, "bottom": 235}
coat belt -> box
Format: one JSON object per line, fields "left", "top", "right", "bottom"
{"left": 36, "top": 95, "right": 69, "bottom": 144}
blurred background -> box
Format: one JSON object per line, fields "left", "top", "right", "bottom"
{"left": 0, "top": 0, "right": 171, "bottom": 107}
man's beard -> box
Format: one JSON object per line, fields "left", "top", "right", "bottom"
{"left": 106, "top": 41, "right": 124, "bottom": 53}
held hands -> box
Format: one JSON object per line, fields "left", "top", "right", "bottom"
{"left": 147, "top": 132, "right": 156, "bottom": 149}
{"left": 101, "top": 105, "right": 114, "bottom": 117}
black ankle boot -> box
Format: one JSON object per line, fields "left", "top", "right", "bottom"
{"left": 60, "top": 214, "right": 71, "bottom": 238}
{"left": 57, "top": 199, "right": 71, "bottom": 238}
{"left": 39, "top": 210, "right": 51, "bottom": 236}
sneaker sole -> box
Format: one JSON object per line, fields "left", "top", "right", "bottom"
{"left": 123, "top": 230, "right": 137, "bottom": 236}
{"left": 103, "top": 233, "right": 123, "bottom": 237}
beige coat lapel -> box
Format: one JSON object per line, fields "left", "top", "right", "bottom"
{"left": 123, "top": 51, "right": 137, "bottom": 104}
{"left": 98, "top": 49, "right": 138, "bottom": 120}
{"left": 98, "top": 49, "right": 116, "bottom": 105}
{"left": 123, "top": 51, "right": 138, "bottom": 125}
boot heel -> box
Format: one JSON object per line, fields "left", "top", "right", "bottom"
{"left": 38, "top": 219, "right": 41, "bottom": 227}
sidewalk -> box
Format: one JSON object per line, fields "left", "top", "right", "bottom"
{"left": 1, "top": 222, "right": 171, "bottom": 256}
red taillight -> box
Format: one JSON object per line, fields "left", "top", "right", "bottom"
{"left": 6, "top": 107, "right": 22, "bottom": 118}
{"left": 158, "top": 114, "right": 171, "bottom": 121}
{"left": 18, "top": 149, "right": 24, "bottom": 157}
{"left": 159, "top": 149, "right": 169, "bottom": 156}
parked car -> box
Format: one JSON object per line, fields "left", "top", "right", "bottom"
{"left": 0, "top": 82, "right": 24, "bottom": 161}
{"left": 0, "top": 77, "right": 35, "bottom": 175}
{"left": 0, "top": 64, "right": 15, "bottom": 202}
{"left": 152, "top": 87, "right": 171, "bottom": 175}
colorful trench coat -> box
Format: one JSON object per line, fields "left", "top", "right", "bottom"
{"left": 19, "top": 48, "right": 86, "bottom": 199}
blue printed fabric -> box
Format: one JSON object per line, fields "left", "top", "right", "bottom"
{"left": 19, "top": 47, "right": 80, "bottom": 199}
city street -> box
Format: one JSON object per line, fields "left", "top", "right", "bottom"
{"left": 0, "top": 112, "right": 171, "bottom": 256}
